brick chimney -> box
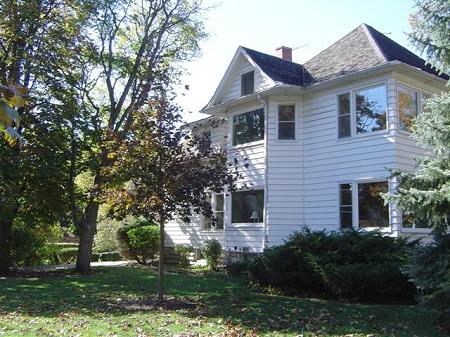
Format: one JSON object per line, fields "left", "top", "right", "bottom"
{"left": 276, "top": 46, "right": 292, "bottom": 62}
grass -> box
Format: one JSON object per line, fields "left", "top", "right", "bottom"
{"left": 0, "top": 266, "right": 445, "bottom": 337}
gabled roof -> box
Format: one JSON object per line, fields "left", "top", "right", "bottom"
{"left": 303, "top": 23, "right": 448, "bottom": 84}
{"left": 241, "top": 47, "right": 312, "bottom": 86}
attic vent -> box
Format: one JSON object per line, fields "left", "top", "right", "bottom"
{"left": 276, "top": 46, "right": 292, "bottom": 62}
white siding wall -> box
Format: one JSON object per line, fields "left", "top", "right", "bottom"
{"left": 220, "top": 56, "right": 271, "bottom": 104}
{"left": 225, "top": 103, "right": 266, "bottom": 252}
{"left": 301, "top": 75, "right": 398, "bottom": 234}
{"left": 265, "top": 98, "right": 304, "bottom": 246}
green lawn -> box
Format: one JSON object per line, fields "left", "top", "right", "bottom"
{"left": 0, "top": 266, "right": 445, "bottom": 337}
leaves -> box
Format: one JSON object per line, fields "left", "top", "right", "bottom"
{"left": 0, "top": 83, "right": 27, "bottom": 146}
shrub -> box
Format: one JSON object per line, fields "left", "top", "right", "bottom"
{"left": 201, "top": 240, "right": 222, "bottom": 270}
{"left": 174, "top": 244, "right": 194, "bottom": 268}
{"left": 10, "top": 222, "right": 62, "bottom": 267}
{"left": 248, "top": 228, "right": 417, "bottom": 303}
{"left": 117, "top": 220, "right": 159, "bottom": 264}
{"left": 403, "top": 234, "right": 450, "bottom": 311}
{"left": 225, "top": 260, "right": 251, "bottom": 277}
{"left": 57, "top": 247, "right": 79, "bottom": 264}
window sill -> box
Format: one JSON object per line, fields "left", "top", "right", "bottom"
{"left": 229, "top": 222, "right": 264, "bottom": 229}
{"left": 336, "top": 128, "right": 389, "bottom": 142}
{"left": 200, "top": 229, "right": 224, "bottom": 233}
{"left": 230, "top": 140, "right": 265, "bottom": 151}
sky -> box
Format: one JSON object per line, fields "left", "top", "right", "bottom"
{"left": 178, "top": 0, "right": 419, "bottom": 122}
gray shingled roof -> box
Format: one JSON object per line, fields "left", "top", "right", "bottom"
{"left": 242, "top": 47, "right": 312, "bottom": 85}
{"left": 242, "top": 24, "right": 448, "bottom": 86}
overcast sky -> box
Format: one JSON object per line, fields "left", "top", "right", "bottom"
{"left": 177, "top": 0, "right": 418, "bottom": 122}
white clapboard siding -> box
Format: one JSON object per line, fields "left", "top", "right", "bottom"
{"left": 221, "top": 56, "right": 271, "bottom": 103}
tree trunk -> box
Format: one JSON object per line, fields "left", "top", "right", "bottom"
{"left": 157, "top": 220, "right": 165, "bottom": 302}
{"left": 75, "top": 199, "right": 100, "bottom": 274}
{"left": 0, "top": 218, "right": 12, "bottom": 275}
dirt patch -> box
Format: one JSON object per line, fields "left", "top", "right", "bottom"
{"left": 113, "top": 296, "right": 201, "bottom": 312}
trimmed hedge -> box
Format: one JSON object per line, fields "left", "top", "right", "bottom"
{"left": 246, "top": 228, "right": 418, "bottom": 304}
{"left": 117, "top": 221, "right": 159, "bottom": 265}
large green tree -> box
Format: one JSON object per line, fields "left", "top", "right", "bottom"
{"left": 74, "top": 0, "right": 206, "bottom": 273}
{"left": 0, "top": 0, "right": 94, "bottom": 274}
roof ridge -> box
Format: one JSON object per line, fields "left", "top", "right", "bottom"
{"left": 360, "top": 23, "right": 388, "bottom": 63}
{"left": 241, "top": 46, "right": 304, "bottom": 66}
{"left": 303, "top": 25, "right": 364, "bottom": 66}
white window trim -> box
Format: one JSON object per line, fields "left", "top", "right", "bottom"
{"left": 276, "top": 103, "right": 298, "bottom": 142}
{"left": 336, "top": 81, "right": 389, "bottom": 141}
{"left": 229, "top": 105, "right": 265, "bottom": 149}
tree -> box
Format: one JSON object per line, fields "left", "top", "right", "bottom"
{"left": 104, "top": 89, "right": 240, "bottom": 301}
{"left": 0, "top": 0, "right": 94, "bottom": 274}
{"left": 74, "top": 0, "right": 206, "bottom": 273}
{"left": 0, "top": 83, "right": 27, "bottom": 146}
{"left": 384, "top": 0, "right": 449, "bottom": 238}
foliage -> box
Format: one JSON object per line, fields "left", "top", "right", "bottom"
{"left": 174, "top": 244, "right": 194, "bottom": 268}
{"left": 403, "top": 234, "right": 450, "bottom": 311}
{"left": 10, "top": 222, "right": 62, "bottom": 267}
{"left": 248, "top": 228, "right": 417, "bottom": 304}
{"left": 384, "top": 93, "right": 450, "bottom": 237}
{"left": 104, "top": 86, "right": 240, "bottom": 300}
{"left": 409, "top": 0, "right": 450, "bottom": 76}
{"left": 201, "top": 240, "right": 222, "bottom": 271}
{"left": 94, "top": 204, "right": 126, "bottom": 253}
{"left": 225, "top": 259, "right": 251, "bottom": 277}
{"left": 0, "top": 84, "right": 28, "bottom": 146}
{"left": 117, "top": 220, "right": 159, "bottom": 265}
{"left": 73, "top": 0, "right": 207, "bottom": 273}
{"left": 0, "top": 267, "right": 446, "bottom": 337}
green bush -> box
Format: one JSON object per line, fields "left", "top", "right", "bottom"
{"left": 10, "top": 222, "right": 62, "bottom": 267}
{"left": 248, "top": 228, "right": 417, "bottom": 303}
{"left": 117, "top": 220, "right": 159, "bottom": 265}
{"left": 403, "top": 234, "right": 450, "bottom": 311}
{"left": 225, "top": 260, "right": 250, "bottom": 277}
{"left": 57, "top": 247, "right": 78, "bottom": 264}
{"left": 201, "top": 240, "right": 222, "bottom": 270}
{"left": 174, "top": 244, "right": 194, "bottom": 268}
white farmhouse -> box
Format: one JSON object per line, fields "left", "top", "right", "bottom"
{"left": 165, "top": 24, "right": 449, "bottom": 255}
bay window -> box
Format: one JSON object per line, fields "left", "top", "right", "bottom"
{"left": 337, "top": 84, "right": 387, "bottom": 138}
{"left": 398, "top": 85, "right": 418, "bottom": 132}
{"left": 358, "top": 181, "right": 389, "bottom": 228}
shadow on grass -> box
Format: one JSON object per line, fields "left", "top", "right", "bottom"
{"left": 0, "top": 266, "right": 444, "bottom": 337}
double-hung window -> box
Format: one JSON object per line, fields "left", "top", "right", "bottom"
{"left": 278, "top": 105, "right": 296, "bottom": 140}
{"left": 338, "top": 84, "right": 387, "bottom": 138}
{"left": 339, "top": 184, "right": 353, "bottom": 228}
{"left": 241, "top": 71, "right": 254, "bottom": 96}
{"left": 203, "top": 193, "right": 224, "bottom": 230}
{"left": 232, "top": 108, "right": 264, "bottom": 146}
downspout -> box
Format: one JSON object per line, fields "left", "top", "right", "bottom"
{"left": 258, "top": 94, "right": 269, "bottom": 252}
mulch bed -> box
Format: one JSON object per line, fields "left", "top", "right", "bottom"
{"left": 435, "top": 310, "right": 450, "bottom": 336}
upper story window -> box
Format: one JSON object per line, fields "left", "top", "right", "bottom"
{"left": 241, "top": 71, "right": 254, "bottom": 96}
{"left": 355, "top": 85, "right": 387, "bottom": 134}
{"left": 398, "top": 85, "right": 418, "bottom": 133}
{"left": 232, "top": 189, "right": 264, "bottom": 223}
{"left": 338, "top": 84, "right": 387, "bottom": 139}
{"left": 278, "top": 105, "right": 296, "bottom": 140}
{"left": 232, "top": 108, "right": 264, "bottom": 146}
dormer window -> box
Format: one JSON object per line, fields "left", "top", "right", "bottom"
{"left": 241, "top": 71, "right": 254, "bottom": 96}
